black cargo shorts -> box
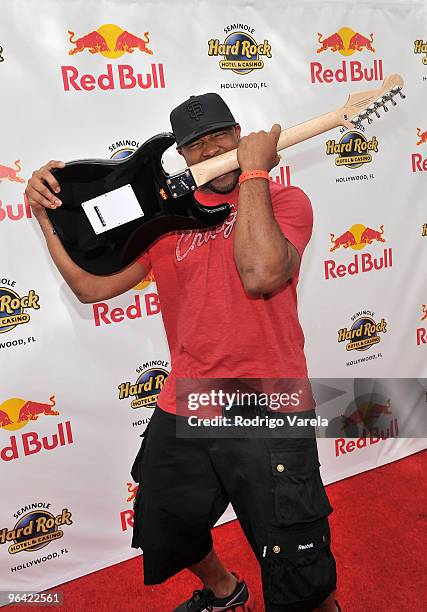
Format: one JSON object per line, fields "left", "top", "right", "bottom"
{"left": 131, "top": 406, "right": 337, "bottom": 611}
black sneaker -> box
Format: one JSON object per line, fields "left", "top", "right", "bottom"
{"left": 172, "top": 573, "right": 253, "bottom": 611}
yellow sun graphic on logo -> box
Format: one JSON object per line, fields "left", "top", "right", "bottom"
{"left": 0, "top": 398, "right": 32, "bottom": 431}
{"left": 97, "top": 24, "right": 127, "bottom": 59}
{"left": 348, "top": 224, "right": 368, "bottom": 250}
{"left": 133, "top": 270, "right": 155, "bottom": 291}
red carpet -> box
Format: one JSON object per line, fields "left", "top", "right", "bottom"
{"left": 9, "top": 449, "right": 427, "bottom": 611}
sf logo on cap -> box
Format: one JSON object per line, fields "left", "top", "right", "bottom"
{"left": 187, "top": 100, "right": 204, "bottom": 121}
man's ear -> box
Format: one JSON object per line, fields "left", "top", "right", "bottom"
{"left": 234, "top": 124, "right": 241, "bottom": 139}
{"left": 177, "top": 147, "right": 184, "bottom": 157}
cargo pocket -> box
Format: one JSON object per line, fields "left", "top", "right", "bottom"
{"left": 270, "top": 440, "right": 333, "bottom": 527}
{"left": 266, "top": 518, "right": 337, "bottom": 606}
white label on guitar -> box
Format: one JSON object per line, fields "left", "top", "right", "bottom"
{"left": 81, "top": 184, "right": 144, "bottom": 235}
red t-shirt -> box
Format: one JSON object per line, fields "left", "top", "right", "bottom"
{"left": 138, "top": 181, "right": 313, "bottom": 414}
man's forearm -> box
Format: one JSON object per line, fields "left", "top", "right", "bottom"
{"left": 233, "top": 179, "right": 293, "bottom": 295}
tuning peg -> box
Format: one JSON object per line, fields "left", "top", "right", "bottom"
{"left": 391, "top": 85, "right": 406, "bottom": 99}
{"left": 368, "top": 103, "right": 381, "bottom": 119}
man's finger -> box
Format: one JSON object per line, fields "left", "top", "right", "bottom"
{"left": 33, "top": 177, "right": 61, "bottom": 206}
{"left": 40, "top": 169, "right": 62, "bottom": 195}
{"left": 27, "top": 185, "right": 58, "bottom": 209}
{"left": 47, "top": 160, "right": 65, "bottom": 169}
{"left": 270, "top": 124, "right": 281, "bottom": 141}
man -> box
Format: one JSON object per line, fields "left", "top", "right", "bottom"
{"left": 26, "top": 93, "right": 341, "bottom": 612}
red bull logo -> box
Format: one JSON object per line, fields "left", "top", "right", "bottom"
{"left": 413, "top": 39, "right": 427, "bottom": 64}
{"left": 126, "top": 482, "right": 139, "bottom": 503}
{"left": 118, "top": 362, "right": 169, "bottom": 409}
{"left": 1, "top": 505, "right": 72, "bottom": 554}
{"left": 341, "top": 398, "right": 391, "bottom": 430}
{"left": 0, "top": 395, "right": 73, "bottom": 462}
{"left": 416, "top": 127, "right": 427, "bottom": 146}
{"left": 62, "top": 24, "right": 165, "bottom": 92}
{"left": 417, "top": 305, "right": 427, "bottom": 346}
{"left": 326, "top": 131, "right": 378, "bottom": 168}
{"left": 317, "top": 28, "right": 375, "bottom": 55}
{"left": 120, "top": 482, "right": 138, "bottom": 531}
{"left": 68, "top": 25, "right": 153, "bottom": 57}
{"left": 411, "top": 127, "right": 427, "bottom": 172}
{"left": 311, "top": 27, "right": 383, "bottom": 84}
{"left": 324, "top": 224, "right": 392, "bottom": 280}
{"left": 0, "top": 394, "right": 73, "bottom": 462}
{"left": 338, "top": 310, "right": 388, "bottom": 351}
{"left": 336, "top": 397, "right": 398, "bottom": 456}
{"left": 133, "top": 269, "right": 155, "bottom": 291}
{"left": 0, "top": 160, "right": 25, "bottom": 184}
{"left": 0, "top": 395, "right": 58, "bottom": 432}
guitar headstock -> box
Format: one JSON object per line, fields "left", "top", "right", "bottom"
{"left": 339, "top": 74, "right": 405, "bottom": 131}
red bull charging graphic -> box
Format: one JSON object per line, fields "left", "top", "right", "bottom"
{"left": 324, "top": 224, "right": 392, "bottom": 280}
{"left": 311, "top": 27, "right": 384, "bottom": 84}
{"left": 61, "top": 24, "right": 166, "bottom": 92}
{"left": 0, "top": 160, "right": 25, "bottom": 185}
{"left": 0, "top": 159, "right": 32, "bottom": 224}
{"left": 335, "top": 395, "right": 398, "bottom": 456}
{"left": 120, "top": 482, "right": 139, "bottom": 532}
{"left": 416, "top": 305, "right": 427, "bottom": 346}
{"left": 411, "top": 127, "right": 427, "bottom": 173}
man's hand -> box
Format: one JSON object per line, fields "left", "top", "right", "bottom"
{"left": 25, "top": 160, "right": 65, "bottom": 218}
{"left": 237, "top": 124, "right": 281, "bottom": 173}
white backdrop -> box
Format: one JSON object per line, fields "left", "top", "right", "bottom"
{"left": 1, "top": 0, "right": 426, "bottom": 596}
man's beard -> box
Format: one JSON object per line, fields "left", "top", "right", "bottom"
{"left": 202, "top": 169, "right": 241, "bottom": 194}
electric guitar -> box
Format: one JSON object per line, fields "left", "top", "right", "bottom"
{"left": 46, "top": 74, "right": 405, "bottom": 275}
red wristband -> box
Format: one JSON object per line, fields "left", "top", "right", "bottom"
{"left": 238, "top": 170, "right": 270, "bottom": 185}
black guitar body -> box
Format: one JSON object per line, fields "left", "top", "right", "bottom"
{"left": 45, "top": 133, "right": 231, "bottom": 275}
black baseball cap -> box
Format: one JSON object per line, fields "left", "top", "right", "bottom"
{"left": 170, "top": 93, "right": 238, "bottom": 148}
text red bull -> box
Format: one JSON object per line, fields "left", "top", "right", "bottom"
{"left": 1, "top": 421, "right": 73, "bottom": 462}
{"left": 310, "top": 59, "right": 383, "bottom": 84}
{"left": 61, "top": 63, "right": 165, "bottom": 92}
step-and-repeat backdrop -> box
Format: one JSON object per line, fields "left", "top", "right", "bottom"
{"left": 1, "top": 0, "right": 426, "bottom": 596}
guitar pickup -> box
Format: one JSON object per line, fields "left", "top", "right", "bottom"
{"left": 166, "top": 170, "right": 197, "bottom": 198}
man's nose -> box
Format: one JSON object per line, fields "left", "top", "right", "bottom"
{"left": 201, "top": 140, "right": 221, "bottom": 159}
